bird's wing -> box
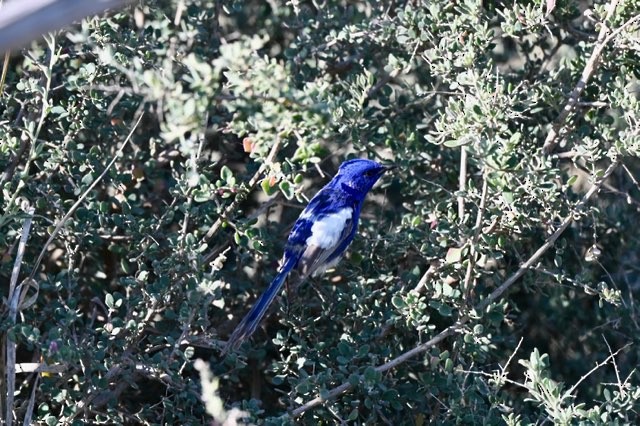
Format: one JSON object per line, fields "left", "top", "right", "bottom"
{"left": 299, "top": 207, "right": 355, "bottom": 276}
{"left": 285, "top": 191, "right": 356, "bottom": 279}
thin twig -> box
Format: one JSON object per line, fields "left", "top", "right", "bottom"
{"left": 21, "top": 375, "right": 38, "bottom": 426}
{"left": 290, "top": 160, "right": 619, "bottom": 418}
{"left": 621, "top": 163, "right": 640, "bottom": 193}
{"left": 412, "top": 264, "right": 438, "bottom": 294}
{"left": 463, "top": 173, "right": 489, "bottom": 302}
{"left": 458, "top": 146, "right": 467, "bottom": 219}
{"left": 180, "top": 114, "right": 208, "bottom": 243}
{"left": 561, "top": 342, "right": 630, "bottom": 401}
{"left": 602, "top": 336, "right": 624, "bottom": 396}
{"left": 0, "top": 139, "right": 30, "bottom": 188}
{"left": 0, "top": 51, "right": 9, "bottom": 95}
{"left": 474, "top": 160, "right": 618, "bottom": 313}
{"left": 498, "top": 337, "right": 524, "bottom": 387}
{"left": 201, "top": 137, "right": 282, "bottom": 244}
{"left": 542, "top": 0, "right": 621, "bottom": 153}
{"left": 28, "top": 113, "right": 143, "bottom": 282}
{"left": 459, "top": 337, "right": 526, "bottom": 393}
{"left": 14, "top": 363, "right": 66, "bottom": 374}
{"left": 459, "top": 368, "right": 529, "bottom": 391}
{"left": 0, "top": 37, "right": 57, "bottom": 225}
{"left": 4, "top": 206, "right": 34, "bottom": 426}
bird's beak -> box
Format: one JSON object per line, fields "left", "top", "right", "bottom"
{"left": 382, "top": 164, "right": 397, "bottom": 173}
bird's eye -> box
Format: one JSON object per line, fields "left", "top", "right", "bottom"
{"left": 364, "top": 170, "right": 376, "bottom": 177}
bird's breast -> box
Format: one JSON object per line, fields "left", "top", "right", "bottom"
{"left": 305, "top": 207, "right": 353, "bottom": 249}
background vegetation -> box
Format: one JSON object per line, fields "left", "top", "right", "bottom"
{"left": 1, "top": 0, "right": 640, "bottom": 424}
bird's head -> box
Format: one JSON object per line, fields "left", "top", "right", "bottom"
{"left": 333, "top": 158, "right": 394, "bottom": 198}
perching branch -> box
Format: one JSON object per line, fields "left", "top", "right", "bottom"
{"left": 290, "top": 160, "right": 619, "bottom": 418}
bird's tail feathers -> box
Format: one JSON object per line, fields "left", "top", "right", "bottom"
{"left": 222, "top": 257, "right": 296, "bottom": 355}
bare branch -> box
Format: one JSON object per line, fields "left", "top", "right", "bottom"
{"left": 458, "top": 146, "right": 467, "bottom": 219}
{"left": 463, "top": 172, "right": 489, "bottom": 301}
{"left": 542, "top": 0, "right": 617, "bottom": 153}
{"left": 4, "top": 206, "right": 34, "bottom": 426}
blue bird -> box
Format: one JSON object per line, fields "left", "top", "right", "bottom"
{"left": 223, "top": 159, "right": 394, "bottom": 354}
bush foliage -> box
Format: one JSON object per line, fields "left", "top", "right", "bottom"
{"left": 2, "top": 0, "right": 640, "bottom": 424}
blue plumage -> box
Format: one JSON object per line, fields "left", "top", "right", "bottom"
{"left": 222, "top": 159, "right": 393, "bottom": 354}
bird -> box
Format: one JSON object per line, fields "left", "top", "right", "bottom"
{"left": 222, "top": 158, "right": 394, "bottom": 354}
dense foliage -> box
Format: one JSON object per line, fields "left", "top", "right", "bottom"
{"left": 1, "top": 0, "right": 640, "bottom": 424}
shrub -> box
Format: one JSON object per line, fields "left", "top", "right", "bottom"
{"left": 1, "top": 0, "right": 640, "bottom": 424}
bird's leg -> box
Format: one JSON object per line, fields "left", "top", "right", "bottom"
{"left": 283, "top": 271, "right": 303, "bottom": 318}
{"left": 308, "top": 277, "right": 330, "bottom": 305}
{"left": 283, "top": 275, "right": 292, "bottom": 317}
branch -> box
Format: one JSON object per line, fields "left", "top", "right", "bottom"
{"left": 463, "top": 172, "right": 489, "bottom": 301}
{"left": 28, "top": 113, "right": 143, "bottom": 281}
{"left": 561, "top": 342, "right": 631, "bottom": 402}
{"left": 201, "top": 137, "right": 282, "bottom": 246}
{"left": 290, "top": 160, "right": 619, "bottom": 418}
{"left": 458, "top": 146, "right": 467, "bottom": 219}
{"left": 4, "top": 206, "right": 34, "bottom": 426}
{"left": 542, "top": 1, "right": 639, "bottom": 153}
{"left": 542, "top": 0, "right": 620, "bottom": 152}
{"left": 0, "top": 0, "right": 134, "bottom": 53}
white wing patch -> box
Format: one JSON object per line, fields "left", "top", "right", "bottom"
{"left": 305, "top": 207, "right": 353, "bottom": 249}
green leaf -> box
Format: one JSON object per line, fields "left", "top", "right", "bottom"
{"left": 50, "top": 105, "right": 66, "bottom": 115}
{"left": 272, "top": 375, "right": 286, "bottom": 385}
{"left": 220, "top": 165, "right": 233, "bottom": 182}
{"left": 392, "top": 295, "right": 406, "bottom": 309}
{"left": 443, "top": 138, "right": 469, "bottom": 148}
{"left": 261, "top": 178, "right": 277, "bottom": 196}
{"left": 502, "top": 191, "right": 514, "bottom": 204}
{"left": 279, "top": 181, "right": 294, "bottom": 199}
{"left": 347, "top": 408, "right": 359, "bottom": 421}
{"left": 105, "top": 293, "right": 114, "bottom": 309}
{"left": 363, "top": 367, "right": 379, "bottom": 383}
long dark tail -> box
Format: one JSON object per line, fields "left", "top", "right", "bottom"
{"left": 222, "top": 257, "right": 296, "bottom": 354}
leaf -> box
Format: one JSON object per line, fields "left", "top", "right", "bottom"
{"left": 261, "top": 177, "right": 277, "bottom": 196}
{"left": 363, "top": 366, "right": 379, "bottom": 383}
{"left": 220, "top": 165, "right": 233, "bottom": 182}
{"left": 271, "top": 375, "right": 286, "bottom": 385}
{"left": 279, "top": 181, "right": 294, "bottom": 199}
{"left": 392, "top": 295, "right": 406, "bottom": 309}
{"left": 443, "top": 139, "right": 469, "bottom": 148}
{"left": 444, "top": 358, "right": 453, "bottom": 372}
{"left": 445, "top": 247, "right": 463, "bottom": 264}
{"left": 347, "top": 409, "right": 359, "bottom": 421}
{"left": 105, "top": 293, "right": 114, "bottom": 309}
{"left": 81, "top": 172, "right": 94, "bottom": 186}
{"left": 242, "top": 137, "right": 253, "bottom": 153}
{"left": 49, "top": 105, "right": 66, "bottom": 115}
{"left": 502, "top": 191, "right": 514, "bottom": 204}
{"left": 442, "top": 282, "right": 454, "bottom": 297}
{"left": 193, "top": 189, "right": 211, "bottom": 203}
